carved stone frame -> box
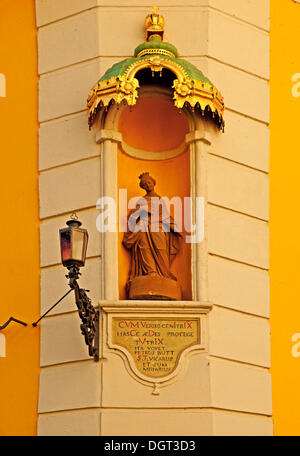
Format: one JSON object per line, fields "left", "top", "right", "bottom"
{"left": 100, "top": 300, "right": 209, "bottom": 395}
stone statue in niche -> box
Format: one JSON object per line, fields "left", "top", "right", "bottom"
{"left": 123, "top": 172, "right": 182, "bottom": 300}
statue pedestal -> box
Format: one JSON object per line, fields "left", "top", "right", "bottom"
{"left": 128, "top": 275, "right": 182, "bottom": 300}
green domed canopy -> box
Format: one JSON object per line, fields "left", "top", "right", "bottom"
{"left": 134, "top": 35, "right": 179, "bottom": 59}
{"left": 87, "top": 7, "right": 224, "bottom": 130}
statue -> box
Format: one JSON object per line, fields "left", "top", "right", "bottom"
{"left": 123, "top": 172, "right": 182, "bottom": 300}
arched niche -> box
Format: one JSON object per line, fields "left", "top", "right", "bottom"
{"left": 117, "top": 86, "right": 191, "bottom": 300}
{"left": 94, "top": 82, "right": 220, "bottom": 303}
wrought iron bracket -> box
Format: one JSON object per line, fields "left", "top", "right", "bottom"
{"left": 67, "top": 266, "right": 99, "bottom": 362}
{"left": 0, "top": 317, "right": 27, "bottom": 330}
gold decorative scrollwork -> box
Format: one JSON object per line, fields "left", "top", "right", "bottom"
{"left": 136, "top": 48, "right": 176, "bottom": 58}
{"left": 87, "top": 8, "right": 225, "bottom": 130}
{"left": 173, "top": 79, "right": 193, "bottom": 97}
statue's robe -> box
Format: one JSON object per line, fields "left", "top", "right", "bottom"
{"left": 123, "top": 195, "right": 182, "bottom": 288}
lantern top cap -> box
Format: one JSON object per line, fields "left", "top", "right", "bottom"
{"left": 66, "top": 213, "right": 82, "bottom": 228}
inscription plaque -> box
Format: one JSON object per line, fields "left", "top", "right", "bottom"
{"left": 111, "top": 317, "right": 200, "bottom": 378}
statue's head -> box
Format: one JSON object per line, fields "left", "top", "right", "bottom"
{"left": 139, "top": 172, "right": 156, "bottom": 191}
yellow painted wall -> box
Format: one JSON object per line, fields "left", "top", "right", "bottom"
{"left": 270, "top": 0, "right": 300, "bottom": 436}
{"left": 0, "top": 0, "right": 39, "bottom": 435}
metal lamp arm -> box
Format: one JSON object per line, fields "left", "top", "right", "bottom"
{"left": 0, "top": 317, "right": 27, "bottom": 330}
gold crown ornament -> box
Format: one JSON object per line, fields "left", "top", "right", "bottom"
{"left": 145, "top": 6, "right": 165, "bottom": 41}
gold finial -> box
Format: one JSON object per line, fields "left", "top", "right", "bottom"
{"left": 145, "top": 6, "right": 165, "bottom": 41}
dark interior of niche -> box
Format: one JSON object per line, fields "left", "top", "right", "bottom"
{"left": 135, "top": 68, "right": 176, "bottom": 88}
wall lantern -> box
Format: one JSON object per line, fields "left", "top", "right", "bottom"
{"left": 32, "top": 214, "right": 99, "bottom": 362}
{"left": 59, "top": 216, "right": 88, "bottom": 269}
{"left": 60, "top": 214, "right": 99, "bottom": 361}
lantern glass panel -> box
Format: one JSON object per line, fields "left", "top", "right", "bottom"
{"left": 72, "top": 229, "right": 85, "bottom": 263}
{"left": 60, "top": 230, "right": 71, "bottom": 262}
{"left": 82, "top": 231, "right": 88, "bottom": 264}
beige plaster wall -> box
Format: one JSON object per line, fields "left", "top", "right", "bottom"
{"left": 36, "top": 0, "right": 271, "bottom": 436}
{"left": 0, "top": 334, "right": 5, "bottom": 358}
